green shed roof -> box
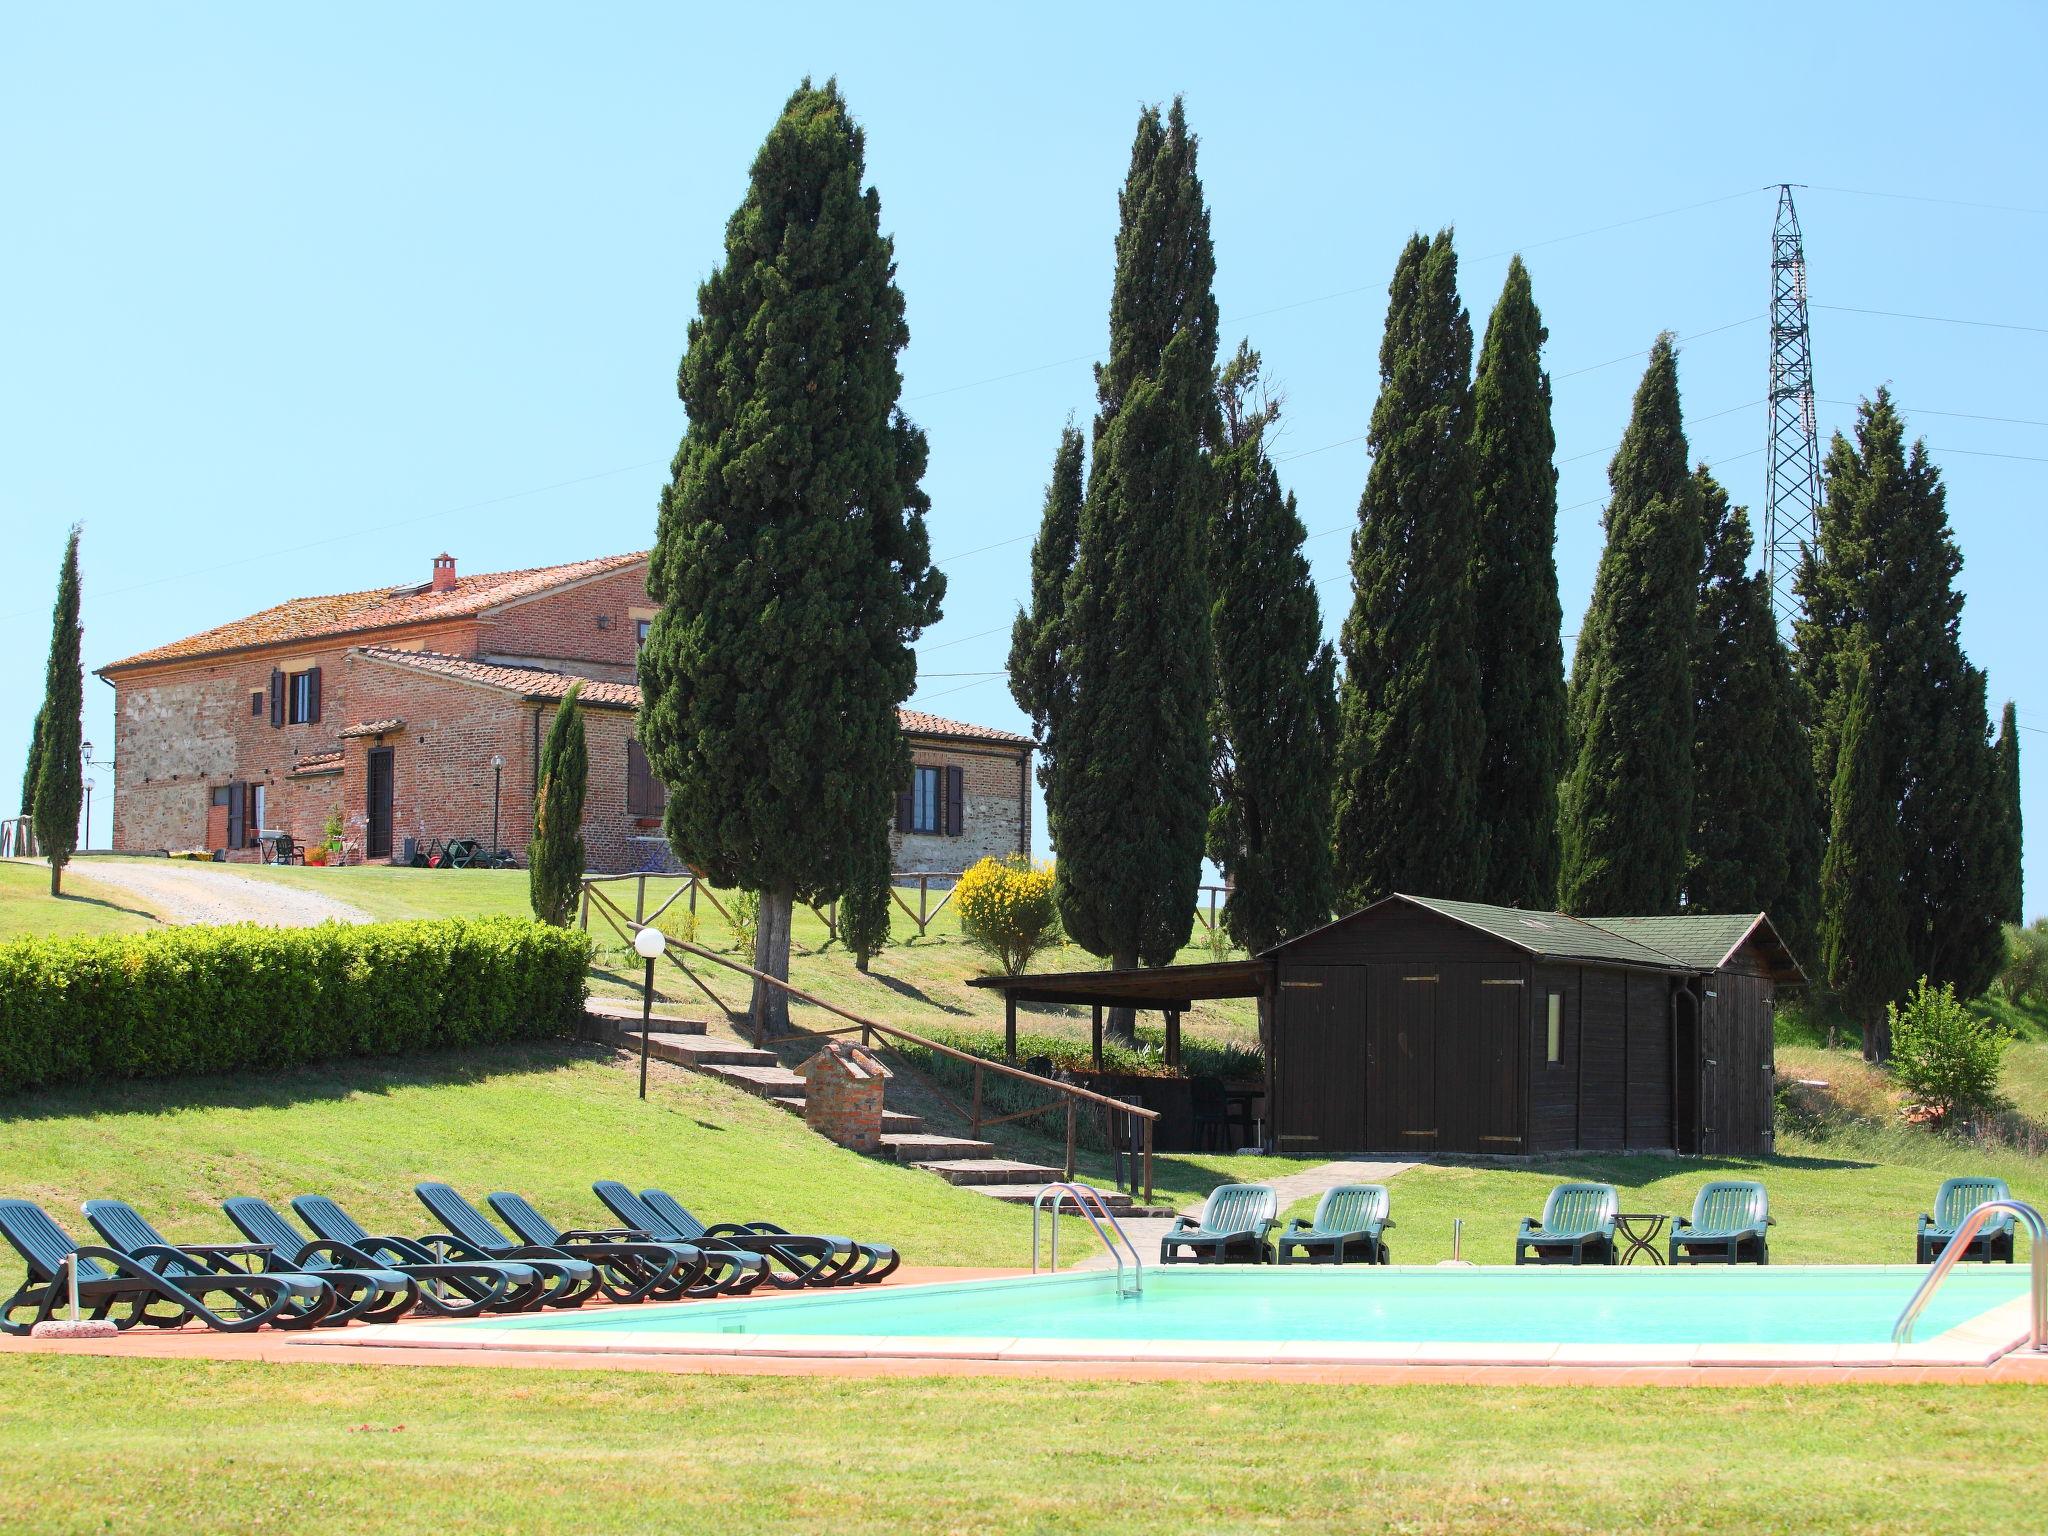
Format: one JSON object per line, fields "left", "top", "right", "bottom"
{"left": 1585, "top": 913, "right": 1763, "bottom": 970}
{"left": 1397, "top": 896, "right": 1687, "bottom": 969}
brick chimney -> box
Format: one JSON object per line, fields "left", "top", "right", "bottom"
{"left": 431, "top": 553, "right": 458, "bottom": 592}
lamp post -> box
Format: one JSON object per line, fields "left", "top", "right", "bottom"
{"left": 80, "top": 740, "right": 94, "bottom": 850}
{"left": 488, "top": 753, "right": 505, "bottom": 863}
{"left": 633, "top": 925, "right": 667, "bottom": 1100}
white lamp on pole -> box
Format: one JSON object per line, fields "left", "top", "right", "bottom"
{"left": 634, "top": 925, "right": 666, "bottom": 1099}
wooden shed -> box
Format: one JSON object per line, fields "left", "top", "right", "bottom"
{"left": 1263, "top": 896, "right": 1803, "bottom": 1160}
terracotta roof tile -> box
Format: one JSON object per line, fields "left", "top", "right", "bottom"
{"left": 100, "top": 553, "right": 647, "bottom": 672}
{"left": 337, "top": 718, "right": 406, "bottom": 738}
{"left": 897, "top": 708, "right": 1031, "bottom": 746}
{"left": 290, "top": 750, "right": 343, "bottom": 777}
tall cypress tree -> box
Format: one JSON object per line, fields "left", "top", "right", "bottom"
{"left": 31, "top": 527, "right": 83, "bottom": 896}
{"left": 528, "top": 684, "right": 587, "bottom": 928}
{"left": 1007, "top": 423, "right": 1084, "bottom": 826}
{"left": 639, "top": 80, "right": 942, "bottom": 1030}
{"left": 1331, "top": 230, "right": 1483, "bottom": 908}
{"left": 1687, "top": 471, "right": 1822, "bottom": 954}
{"left": 837, "top": 820, "right": 894, "bottom": 974}
{"left": 1557, "top": 335, "right": 1700, "bottom": 915}
{"left": 1207, "top": 342, "right": 1337, "bottom": 955}
{"left": 1992, "top": 700, "right": 2024, "bottom": 926}
{"left": 1048, "top": 97, "right": 1217, "bottom": 1025}
{"left": 1820, "top": 650, "right": 1914, "bottom": 1058}
{"left": 1797, "top": 391, "right": 2003, "bottom": 997}
{"left": 1469, "top": 255, "right": 1565, "bottom": 907}
{"left": 19, "top": 706, "right": 45, "bottom": 819}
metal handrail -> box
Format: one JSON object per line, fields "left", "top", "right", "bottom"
{"left": 1032, "top": 1182, "right": 1144, "bottom": 1297}
{"left": 1892, "top": 1199, "right": 2045, "bottom": 1349}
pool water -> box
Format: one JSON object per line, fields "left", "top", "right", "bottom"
{"left": 483, "top": 1266, "right": 2027, "bottom": 1347}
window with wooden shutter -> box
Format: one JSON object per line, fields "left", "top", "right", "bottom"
{"left": 896, "top": 776, "right": 915, "bottom": 833}
{"left": 305, "top": 666, "right": 321, "bottom": 724}
{"left": 269, "top": 669, "right": 284, "bottom": 727}
{"left": 944, "top": 764, "right": 964, "bottom": 836}
{"left": 627, "top": 739, "right": 666, "bottom": 818}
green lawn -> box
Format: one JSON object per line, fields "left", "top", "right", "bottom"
{"left": 0, "top": 1360, "right": 2042, "bottom": 1534}
{"left": 0, "top": 859, "right": 160, "bottom": 937}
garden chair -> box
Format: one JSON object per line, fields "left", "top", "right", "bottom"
{"left": 637, "top": 1184, "right": 896, "bottom": 1287}
{"left": 80, "top": 1198, "right": 378, "bottom": 1326}
{"left": 1273, "top": 1184, "right": 1393, "bottom": 1265}
{"left": 480, "top": 1191, "right": 704, "bottom": 1302}
{"left": 222, "top": 1196, "right": 530, "bottom": 1319}
{"left": 1667, "top": 1180, "right": 1774, "bottom": 1265}
{"left": 288, "top": 1195, "right": 551, "bottom": 1313}
{"left": 1514, "top": 1182, "right": 1619, "bottom": 1265}
{"left": 1160, "top": 1184, "right": 1280, "bottom": 1264}
{"left": 0, "top": 1199, "right": 327, "bottom": 1335}
{"left": 1916, "top": 1177, "right": 2018, "bottom": 1264}
{"left": 411, "top": 1183, "right": 603, "bottom": 1307}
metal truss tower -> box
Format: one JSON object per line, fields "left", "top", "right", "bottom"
{"left": 1764, "top": 184, "right": 1822, "bottom": 635}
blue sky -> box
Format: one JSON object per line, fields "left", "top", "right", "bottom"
{"left": 4, "top": 4, "right": 2042, "bottom": 918}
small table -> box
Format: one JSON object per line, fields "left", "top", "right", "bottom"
{"left": 1615, "top": 1212, "right": 1666, "bottom": 1266}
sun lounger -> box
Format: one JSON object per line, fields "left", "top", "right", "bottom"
{"left": 81, "top": 1198, "right": 376, "bottom": 1326}
{"left": 1668, "top": 1180, "right": 1773, "bottom": 1265}
{"left": 288, "top": 1194, "right": 551, "bottom": 1313}
{"left": 223, "top": 1196, "right": 529, "bottom": 1318}
{"left": 481, "top": 1191, "right": 712, "bottom": 1302}
{"left": 1160, "top": 1184, "right": 1280, "bottom": 1264}
{"left": 1916, "top": 1176, "right": 2018, "bottom": 1264}
{"left": 1514, "top": 1182, "right": 1619, "bottom": 1265}
{"left": 1273, "top": 1184, "right": 1392, "bottom": 1265}
{"left": 632, "top": 1184, "right": 896, "bottom": 1287}
{"left": 411, "top": 1183, "right": 604, "bottom": 1308}
{"left": 0, "top": 1198, "right": 326, "bottom": 1335}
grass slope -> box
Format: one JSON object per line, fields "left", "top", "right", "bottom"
{"left": 1, "top": 1362, "right": 2043, "bottom": 1534}
{"left": 0, "top": 859, "right": 159, "bottom": 937}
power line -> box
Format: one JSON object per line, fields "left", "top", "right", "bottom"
{"left": 915, "top": 622, "right": 1011, "bottom": 655}
{"left": 934, "top": 533, "right": 1030, "bottom": 565}
{"left": 1934, "top": 446, "right": 2048, "bottom": 464}
{"left": 1816, "top": 303, "right": 2048, "bottom": 336}
{"left": 1818, "top": 399, "right": 2048, "bottom": 429}
{"left": 1808, "top": 184, "right": 2048, "bottom": 218}
{"left": 1553, "top": 314, "right": 1766, "bottom": 381}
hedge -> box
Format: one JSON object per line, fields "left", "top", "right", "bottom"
{"left": 0, "top": 918, "right": 591, "bottom": 1095}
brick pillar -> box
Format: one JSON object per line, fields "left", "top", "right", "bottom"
{"left": 798, "top": 1040, "right": 891, "bottom": 1153}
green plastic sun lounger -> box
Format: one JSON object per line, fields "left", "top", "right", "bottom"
{"left": 1273, "top": 1184, "right": 1393, "bottom": 1265}
{"left": 81, "top": 1198, "right": 365, "bottom": 1326}
{"left": 635, "top": 1184, "right": 895, "bottom": 1288}
{"left": 1515, "top": 1182, "right": 1619, "bottom": 1265}
{"left": 0, "top": 1199, "right": 326, "bottom": 1335}
{"left": 1160, "top": 1184, "right": 1280, "bottom": 1265}
{"left": 482, "top": 1191, "right": 706, "bottom": 1303}
{"left": 222, "top": 1196, "right": 531, "bottom": 1319}
{"left": 1917, "top": 1177, "right": 2018, "bottom": 1264}
{"left": 1668, "top": 1180, "right": 1773, "bottom": 1265}
{"left": 411, "top": 1184, "right": 601, "bottom": 1308}
{"left": 288, "top": 1195, "right": 549, "bottom": 1313}
{"left": 588, "top": 1183, "right": 791, "bottom": 1291}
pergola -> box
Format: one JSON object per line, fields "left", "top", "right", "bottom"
{"left": 965, "top": 959, "right": 1272, "bottom": 1069}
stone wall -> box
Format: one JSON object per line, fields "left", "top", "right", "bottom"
{"left": 890, "top": 738, "right": 1030, "bottom": 876}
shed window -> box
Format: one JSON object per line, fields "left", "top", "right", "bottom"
{"left": 1545, "top": 992, "right": 1563, "bottom": 1065}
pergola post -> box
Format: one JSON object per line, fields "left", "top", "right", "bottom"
{"left": 1004, "top": 995, "right": 1017, "bottom": 1062}
{"left": 1164, "top": 1008, "right": 1181, "bottom": 1071}
{"left": 1091, "top": 1004, "right": 1103, "bottom": 1072}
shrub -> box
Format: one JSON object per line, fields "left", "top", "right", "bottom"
{"left": 1998, "top": 919, "right": 2048, "bottom": 1008}
{"left": 730, "top": 889, "right": 759, "bottom": 955}
{"left": 0, "top": 918, "right": 590, "bottom": 1095}
{"left": 955, "top": 856, "right": 1061, "bottom": 976}
{"left": 1886, "top": 976, "right": 2008, "bottom": 1130}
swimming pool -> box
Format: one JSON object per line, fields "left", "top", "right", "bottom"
{"left": 317, "top": 1265, "right": 2037, "bottom": 1370}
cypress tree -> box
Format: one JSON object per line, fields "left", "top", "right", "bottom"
{"left": 1330, "top": 230, "right": 1484, "bottom": 909}
{"left": 836, "top": 821, "right": 893, "bottom": 974}
{"left": 1048, "top": 97, "right": 1217, "bottom": 1030}
{"left": 1992, "top": 701, "right": 2024, "bottom": 926}
{"left": 1820, "top": 650, "right": 1913, "bottom": 1058}
{"left": 1469, "top": 255, "right": 1565, "bottom": 907}
{"left": 19, "top": 706, "right": 45, "bottom": 818}
{"left": 1796, "top": 391, "right": 2003, "bottom": 997}
{"left": 528, "top": 684, "right": 587, "bottom": 927}
{"left": 31, "top": 527, "right": 83, "bottom": 896}
{"left": 1006, "top": 423, "right": 1085, "bottom": 823}
{"left": 1687, "top": 471, "right": 1822, "bottom": 955}
{"left": 1557, "top": 335, "right": 1700, "bottom": 915}
{"left": 1207, "top": 342, "right": 1337, "bottom": 955}
{"left": 639, "top": 80, "right": 942, "bottom": 1031}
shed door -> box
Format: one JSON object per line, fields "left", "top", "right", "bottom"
{"left": 1273, "top": 965, "right": 1366, "bottom": 1154}
{"left": 1372, "top": 969, "right": 1439, "bottom": 1150}
{"left": 1472, "top": 971, "right": 1527, "bottom": 1154}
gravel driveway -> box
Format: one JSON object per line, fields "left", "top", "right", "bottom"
{"left": 67, "top": 859, "right": 373, "bottom": 928}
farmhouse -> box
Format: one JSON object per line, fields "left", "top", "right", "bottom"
{"left": 97, "top": 552, "right": 1031, "bottom": 874}
{"left": 971, "top": 895, "right": 1802, "bottom": 1158}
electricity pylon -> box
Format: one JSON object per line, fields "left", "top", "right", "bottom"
{"left": 1764, "top": 183, "right": 1822, "bottom": 635}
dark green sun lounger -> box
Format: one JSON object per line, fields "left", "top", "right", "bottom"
{"left": 411, "top": 1183, "right": 604, "bottom": 1307}
{"left": 81, "top": 1199, "right": 361, "bottom": 1326}
{"left": 634, "top": 1184, "right": 895, "bottom": 1287}
{"left": 1917, "top": 1177, "right": 2018, "bottom": 1264}
{"left": 289, "top": 1195, "right": 551, "bottom": 1313}
{"left": 1273, "top": 1184, "right": 1392, "bottom": 1265}
{"left": 0, "top": 1198, "right": 326, "bottom": 1335}
{"left": 1515, "top": 1183, "right": 1619, "bottom": 1265}
{"left": 1668, "top": 1180, "right": 1773, "bottom": 1265}
{"left": 1160, "top": 1184, "right": 1280, "bottom": 1265}
{"left": 223, "top": 1196, "right": 528, "bottom": 1318}
{"left": 482, "top": 1191, "right": 712, "bottom": 1302}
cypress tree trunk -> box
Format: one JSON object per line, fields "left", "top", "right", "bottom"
{"left": 1044, "top": 98, "right": 1218, "bottom": 1036}
{"left": 638, "top": 80, "right": 941, "bottom": 1036}
{"left": 32, "top": 527, "right": 83, "bottom": 897}
{"left": 1331, "top": 231, "right": 1484, "bottom": 909}
{"left": 1557, "top": 336, "right": 1699, "bottom": 915}
{"left": 1469, "top": 256, "right": 1565, "bottom": 909}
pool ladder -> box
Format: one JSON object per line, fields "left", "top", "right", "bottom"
{"left": 1032, "top": 1182, "right": 1144, "bottom": 1298}
{"left": 1892, "top": 1199, "right": 2046, "bottom": 1349}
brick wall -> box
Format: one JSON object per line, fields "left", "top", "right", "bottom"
{"left": 475, "top": 563, "right": 653, "bottom": 678}
{"left": 890, "top": 738, "right": 1030, "bottom": 875}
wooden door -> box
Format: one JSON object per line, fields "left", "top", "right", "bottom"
{"left": 1273, "top": 965, "right": 1366, "bottom": 1154}
{"left": 1472, "top": 971, "right": 1527, "bottom": 1154}
{"left": 1376, "top": 969, "right": 1440, "bottom": 1152}
{"left": 366, "top": 749, "right": 394, "bottom": 860}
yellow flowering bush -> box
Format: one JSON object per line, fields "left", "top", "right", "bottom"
{"left": 955, "top": 856, "right": 1060, "bottom": 976}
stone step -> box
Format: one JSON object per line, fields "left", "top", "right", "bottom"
{"left": 704, "top": 1062, "right": 809, "bottom": 1096}
{"left": 586, "top": 1000, "right": 709, "bottom": 1036}
{"left": 878, "top": 1133, "right": 997, "bottom": 1163}
{"left": 766, "top": 1095, "right": 926, "bottom": 1135}
{"left": 954, "top": 1183, "right": 1142, "bottom": 1214}
{"left": 652, "top": 1038, "right": 781, "bottom": 1070}
{"left": 913, "top": 1158, "right": 1067, "bottom": 1187}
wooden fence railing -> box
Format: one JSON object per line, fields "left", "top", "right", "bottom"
{"left": 580, "top": 877, "right": 1157, "bottom": 1203}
